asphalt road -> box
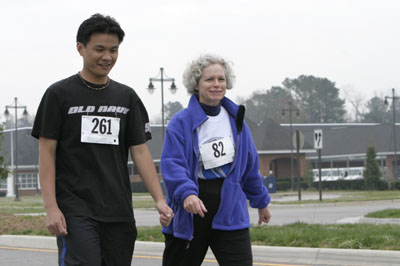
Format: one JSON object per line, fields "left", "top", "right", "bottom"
{"left": 0, "top": 248, "right": 308, "bottom": 266}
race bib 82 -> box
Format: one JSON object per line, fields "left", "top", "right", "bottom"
{"left": 199, "top": 137, "right": 235, "bottom": 170}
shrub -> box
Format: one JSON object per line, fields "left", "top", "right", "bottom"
{"left": 363, "top": 146, "right": 382, "bottom": 190}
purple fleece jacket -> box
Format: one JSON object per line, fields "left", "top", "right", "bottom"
{"left": 161, "top": 95, "right": 270, "bottom": 240}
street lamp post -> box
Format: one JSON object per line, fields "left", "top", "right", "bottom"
{"left": 282, "top": 92, "right": 299, "bottom": 191}
{"left": 147, "top": 68, "right": 177, "bottom": 141}
{"left": 4, "top": 97, "right": 28, "bottom": 201}
{"left": 384, "top": 88, "right": 399, "bottom": 183}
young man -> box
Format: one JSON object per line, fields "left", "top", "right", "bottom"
{"left": 32, "top": 14, "right": 173, "bottom": 266}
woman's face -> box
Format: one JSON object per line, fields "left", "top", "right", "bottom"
{"left": 196, "top": 63, "right": 227, "bottom": 106}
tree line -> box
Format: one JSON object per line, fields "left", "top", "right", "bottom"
{"left": 238, "top": 75, "right": 395, "bottom": 125}
{"left": 163, "top": 74, "right": 395, "bottom": 125}
{"left": 0, "top": 74, "right": 395, "bottom": 128}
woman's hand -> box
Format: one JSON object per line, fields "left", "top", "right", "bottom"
{"left": 258, "top": 207, "right": 271, "bottom": 225}
{"left": 183, "top": 195, "right": 208, "bottom": 217}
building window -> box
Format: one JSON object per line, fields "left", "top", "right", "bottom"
{"left": 18, "top": 173, "right": 39, "bottom": 190}
{"left": 0, "top": 179, "right": 6, "bottom": 189}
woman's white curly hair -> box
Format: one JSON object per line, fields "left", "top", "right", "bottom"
{"left": 182, "top": 54, "right": 235, "bottom": 95}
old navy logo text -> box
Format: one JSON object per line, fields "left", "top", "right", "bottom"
{"left": 68, "top": 106, "right": 130, "bottom": 115}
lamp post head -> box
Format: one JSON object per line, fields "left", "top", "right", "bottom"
{"left": 147, "top": 81, "right": 155, "bottom": 94}
{"left": 384, "top": 97, "right": 389, "bottom": 106}
{"left": 170, "top": 80, "right": 177, "bottom": 94}
{"left": 23, "top": 108, "right": 28, "bottom": 117}
{"left": 4, "top": 108, "right": 9, "bottom": 117}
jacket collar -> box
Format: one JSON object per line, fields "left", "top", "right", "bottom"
{"left": 187, "top": 95, "right": 239, "bottom": 129}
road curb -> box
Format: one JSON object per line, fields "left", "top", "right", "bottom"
{"left": 1, "top": 235, "right": 400, "bottom": 265}
{"left": 251, "top": 245, "right": 400, "bottom": 266}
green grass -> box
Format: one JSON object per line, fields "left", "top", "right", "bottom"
{"left": 249, "top": 222, "right": 400, "bottom": 250}
{"left": 0, "top": 196, "right": 45, "bottom": 214}
{"left": 0, "top": 194, "right": 157, "bottom": 214}
{"left": 133, "top": 223, "right": 400, "bottom": 250}
{"left": 137, "top": 226, "right": 165, "bottom": 242}
{"left": 365, "top": 209, "right": 400, "bottom": 219}
{"left": 131, "top": 199, "right": 157, "bottom": 209}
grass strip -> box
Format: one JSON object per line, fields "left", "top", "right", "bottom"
{"left": 365, "top": 209, "right": 400, "bottom": 218}
{"left": 2, "top": 191, "right": 400, "bottom": 213}
{"left": 1, "top": 214, "right": 400, "bottom": 250}
{"left": 250, "top": 222, "right": 400, "bottom": 250}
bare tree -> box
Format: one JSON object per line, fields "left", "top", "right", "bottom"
{"left": 341, "top": 85, "right": 366, "bottom": 122}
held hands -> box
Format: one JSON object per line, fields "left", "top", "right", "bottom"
{"left": 156, "top": 200, "right": 174, "bottom": 227}
{"left": 258, "top": 207, "right": 271, "bottom": 225}
{"left": 183, "top": 195, "right": 208, "bottom": 218}
{"left": 45, "top": 207, "right": 68, "bottom": 236}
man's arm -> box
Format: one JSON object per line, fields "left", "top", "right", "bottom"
{"left": 39, "top": 137, "right": 67, "bottom": 236}
{"left": 130, "top": 143, "right": 173, "bottom": 226}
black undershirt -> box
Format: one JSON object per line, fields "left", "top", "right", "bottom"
{"left": 200, "top": 102, "right": 221, "bottom": 116}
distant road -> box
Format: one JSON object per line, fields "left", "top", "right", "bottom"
{"left": 134, "top": 195, "right": 400, "bottom": 227}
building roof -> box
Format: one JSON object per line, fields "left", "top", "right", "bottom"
{"left": 281, "top": 123, "right": 399, "bottom": 159}
{"left": 248, "top": 118, "right": 314, "bottom": 154}
{"left": 1, "top": 127, "right": 38, "bottom": 167}
{"left": 0, "top": 127, "right": 164, "bottom": 166}
{"left": 146, "top": 126, "right": 164, "bottom": 161}
{"left": 1, "top": 122, "right": 399, "bottom": 166}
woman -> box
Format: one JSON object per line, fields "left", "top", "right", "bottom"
{"left": 161, "top": 54, "right": 271, "bottom": 266}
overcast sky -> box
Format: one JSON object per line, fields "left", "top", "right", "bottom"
{"left": 2, "top": 0, "right": 400, "bottom": 123}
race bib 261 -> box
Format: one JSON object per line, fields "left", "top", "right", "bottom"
{"left": 81, "top": 115, "right": 120, "bottom": 145}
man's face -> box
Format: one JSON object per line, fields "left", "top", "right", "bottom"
{"left": 77, "top": 33, "right": 119, "bottom": 83}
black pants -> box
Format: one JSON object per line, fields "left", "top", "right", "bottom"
{"left": 57, "top": 216, "right": 137, "bottom": 266}
{"left": 163, "top": 179, "right": 253, "bottom": 266}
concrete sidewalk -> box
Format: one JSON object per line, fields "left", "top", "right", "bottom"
{"left": 1, "top": 235, "right": 399, "bottom": 266}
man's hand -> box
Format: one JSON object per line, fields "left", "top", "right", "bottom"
{"left": 45, "top": 207, "right": 68, "bottom": 236}
{"left": 258, "top": 207, "right": 271, "bottom": 225}
{"left": 156, "top": 200, "right": 174, "bottom": 227}
{"left": 130, "top": 144, "right": 174, "bottom": 227}
{"left": 183, "top": 195, "right": 208, "bottom": 218}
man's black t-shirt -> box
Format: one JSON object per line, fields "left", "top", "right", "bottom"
{"left": 32, "top": 74, "right": 151, "bottom": 222}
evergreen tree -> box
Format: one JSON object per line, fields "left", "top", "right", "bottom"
{"left": 363, "top": 146, "right": 381, "bottom": 190}
{"left": 282, "top": 75, "right": 346, "bottom": 123}
{"left": 0, "top": 123, "right": 9, "bottom": 180}
{"left": 164, "top": 101, "right": 184, "bottom": 121}
{"left": 304, "top": 160, "right": 314, "bottom": 188}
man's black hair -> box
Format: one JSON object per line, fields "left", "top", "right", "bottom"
{"left": 76, "top": 13, "right": 125, "bottom": 45}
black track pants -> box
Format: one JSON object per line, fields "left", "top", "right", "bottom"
{"left": 57, "top": 216, "right": 137, "bottom": 266}
{"left": 163, "top": 179, "right": 253, "bottom": 266}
